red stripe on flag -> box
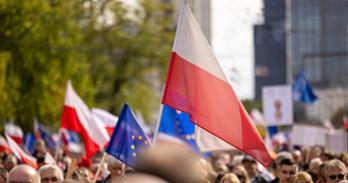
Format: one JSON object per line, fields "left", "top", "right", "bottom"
{"left": 61, "top": 106, "right": 100, "bottom": 158}
{"left": 163, "top": 52, "right": 272, "bottom": 166}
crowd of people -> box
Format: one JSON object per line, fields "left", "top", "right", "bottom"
{"left": 0, "top": 138, "right": 348, "bottom": 183}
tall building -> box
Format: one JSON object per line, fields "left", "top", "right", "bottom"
{"left": 254, "top": 0, "right": 286, "bottom": 99}
{"left": 286, "top": 0, "right": 348, "bottom": 121}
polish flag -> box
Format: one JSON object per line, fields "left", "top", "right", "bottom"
{"left": 4, "top": 123, "right": 23, "bottom": 145}
{"left": 6, "top": 134, "right": 37, "bottom": 169}
{"left": 60, "top": 81, "right": 110, "bottom": 159}
{"left": 91, "top": 108, "right": 118, "bottom": 137}
{"left": 0, "top": 135, "right": 11, "bottom": 153}
{"left": 162, "top": 2, "right": 272, "bottom": 166}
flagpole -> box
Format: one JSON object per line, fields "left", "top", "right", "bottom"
{"left": 152, "top": 85, "right": 166, "bottom": 144}
{"left": 92, "top": 152, "right": 107, "bottom": 183}
{"left": 152, "top": 104, "right": 164, "bottom": 144}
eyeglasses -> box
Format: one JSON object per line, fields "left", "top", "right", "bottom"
{"left": 41, "top": 177, "right": 60, "bottom": 183}
{"left": 328, "top": 174, "right": 345, "bottom": 180}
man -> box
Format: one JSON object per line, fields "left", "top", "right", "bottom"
{"left": 100, "top": 156, "right": 126, "bottom": 183}
{"left": 309, "top": 158, "right": 322, "bottom": 183}
{"left": 38, "top": 165, "right": 64, "bottom": 183}
{"left": 8, "top": 164, "right": 40, "bottom": 183}
{"left": 3, "top": 155, "right": 17, "bottom": 172}
{"left": 242, "top": 156, "right": 273, "bottom": 183}
{"left": 269, "top": 158, "right": 298, "bottom": 183}
{"left": 322, "top": 159, "right": 347, "bottom": 183}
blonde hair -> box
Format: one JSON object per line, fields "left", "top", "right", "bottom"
{"left": 220, "top": 173, "right": 241, "bottom": 183}
{"left": 295, "top": 172, "right": 313, "bottom": 183}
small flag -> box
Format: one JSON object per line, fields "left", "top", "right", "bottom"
{"left": 4, "top": 123, "right": 23, "bottom": 145}
{"left": 34, "top": 120, "right": 57, "bottom": 149}
{"left": 0, "top": 135, "right": 11, "bottom": 153}
{"left": 292, "top": 69, "right": 318, "bottom": 104}
{"left": 158, "top": 105, "right": 197, "bottom": 149}
{"left": 105, "top": 104, "right": 150, "bottom": 168}
{"left": 6, "top": 134, "right": 37, "bottom": 169}
{"left": 24, "top": 133, "right": 36, "bottom": 155}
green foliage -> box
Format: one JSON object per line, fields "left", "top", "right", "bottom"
{"left": 0, "top": 0, "right": 175, "bottom": 131}
{"left": 242, "top": 99, "right": 262, "bottom": 113}
{"left": 330, "top": 107, "right": 347, "bottom": 129}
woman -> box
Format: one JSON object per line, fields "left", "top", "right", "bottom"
{"left": 232, "top": 165, "right": 250, "bottom": 183}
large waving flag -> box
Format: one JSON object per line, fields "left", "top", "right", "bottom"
{"left": 92, "top": 108, "right": 118, "bottom": 137}
{"left": 162, "top": 1, "right": 272, "bottom": 166}
{"left": 105, "top": 104, "right": 151, "bottom": 168}
{"left": 4, "top": 123, "right": 23, "bottom": 145}
{"left": 292, "top": 69, "right": 318, "bottom": 104}
{"left": 60, "top": 81, "right": 109, "bottom": 159}
{"left": 6, "top": 134, "right": 37, "bottom": 169}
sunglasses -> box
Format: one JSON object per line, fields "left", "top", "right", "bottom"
{"left": 41, "top": 176, "right": 60, "bottom": 183}
{"left": 328, "top": 174, "right": 345, "bottom": 180}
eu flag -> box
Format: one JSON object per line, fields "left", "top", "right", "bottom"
{"left": 105, "top": 104, "right": 150, "bottom": 168}
{"left": 159, "top": 105, "right": 198, "bottom": 151}
{"left": 293, "top": 69, "right": 318, "bottom": 104}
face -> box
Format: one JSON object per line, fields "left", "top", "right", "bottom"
{"left": 4, "top": 157, "right": 17, "bottom": 172}
{"left": 324, "top": 168, "right": 346, "bottom": 183}
{"left": 233, "top": 169, "right": 246, "bottom": 183}
{"left": 40, "top": 169, "right": 62, "bottom": 183}
{"left": 278, "top": 165, "right": 297, "bottom": 183}
{"left": 242, "top": 161, "right": 258, "bottom": 178}
{"left": 108, "top": 162, "right": 126, "bottom": 176}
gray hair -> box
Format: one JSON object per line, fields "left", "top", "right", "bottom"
{"left": 38, "top": 164, "right": 64, "bottom": 181}
{"left": 322, "top": 159, "right": 347, "bottom": 176}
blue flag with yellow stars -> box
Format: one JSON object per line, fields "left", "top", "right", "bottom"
{"left": 105, "top": 103, "right": 150, "bottom": 168}
{"left": 159, "top": 104, "right": 199, "bottom": 152}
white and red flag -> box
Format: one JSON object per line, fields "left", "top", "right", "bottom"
{"left": 4, "top": 123, "right": 23, "bottom": 145}
{"left": 0, "top": 135, "right": 11, "bottom": 153}
{"left": 91, "top": 108, "right": 118, "bottom": 137}
{"left": 162, "top": 1, "right": 272, "bottom": 166}
{"left": 6, "top": 134, "right": 37, "bottom": 169}
{"left": 60, "top": 81, "right": 109, "bottom": 159}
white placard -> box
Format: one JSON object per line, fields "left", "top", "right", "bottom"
{"left": 326, "top": 130, "right": 348, "bottom": 153}
{"left": 291, "top": 125, "right": 328, "bottom": 147}
{"left": 262, "top": 85, "right": 293, "bottom": 125}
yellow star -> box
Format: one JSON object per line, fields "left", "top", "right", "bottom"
{"left": 133, "top": 152, "right": 136, "bottom": 157}
{"left": 138, "top": 135, "right": 143, "bottom": 140}
{"left": 131, "top": 145, "right": 135, "bottom": 150}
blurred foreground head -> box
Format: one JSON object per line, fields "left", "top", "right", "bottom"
{"left": 8, "top": 164, "right": 40, "bottom": 183}
{"left": 135, "top": 143, "right": 213, "bottom": 183}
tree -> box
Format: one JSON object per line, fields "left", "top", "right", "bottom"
{"left": 0, "top": 0, "right": 175, "bottom": 131}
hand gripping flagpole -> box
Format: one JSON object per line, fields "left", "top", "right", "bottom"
{"left": 92, "top": 153, "right": 107, "bottom": 183}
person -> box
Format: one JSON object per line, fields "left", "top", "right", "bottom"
{"left": 220, "top": 173, "right": 241, "bottom": 183}
{"left": 101, "top": 156, "right": 126, "bottom": 183}
{"left": 8, "top": 164, "right": 40, "bottom": 183}
{"left": 308, "top": 158, "right": 322, "bottom": 183}
{"left": 33, "top": 139, "right": 47, "bottom": 159}
{"left": 232, "top": 165, "right": 250, "bottom": 183}
{"left": 0, "top": 167, "right": 8, "bottom": 183}
{"left": 295, "top": 172, "right": 313, "bottom": 183}
{"left": 3, "top": 155, "right": 17, "bottom": 172}
{"left": 38, "top": 164, "right": 64, "bottom": 183}
{"left": 322, "top": 159, "right": 347, "bottom": 183}
{"left": 269, "top": 158, "right": 298, "bottom": 183}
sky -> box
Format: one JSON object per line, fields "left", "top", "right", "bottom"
{"left": 212, "top": 0, "right": 263, "bottom": 99}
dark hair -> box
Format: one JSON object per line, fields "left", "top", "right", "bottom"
{"left": 242, "top": 156, "right": 257, "bottom": 164}
{"left": 279, "top": 158, "right": 296, "bottom": 167}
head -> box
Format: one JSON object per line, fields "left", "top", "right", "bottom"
{"left": 274, "top": 152, "right": 293, "bottom": 170}
{"left": 277, "top": 158, "right": 298, "bottom": 183}
{"left": 292, "top": 150, "right": 302, "bottom": 164}
{"left": 220, "top": 173, "right": 241, "bottom": 183}
{"left": 309, "top": 158, "right": 323, "bottom": 176}
{"left": 8, "top": 164, "right": 40, "bottom": 183}
{"left": 38, "top": 165, "right": 64, "bottom": 183}
{"left": 72, "top": 167, "right": 92, "bottom": 182}
{"left": 0, "top": 167, "right": 8, "bottom": 183}
{"left": 241, "top": 156, "right": 258, "bottom": 178}
{"left": 322, "top": 160, "right": 347, "bottom": 183}
{"left": 4, "top": 155, "right": 17, "bottom": 172}
{"left": 295, "top": 172, "right": 313, "bottom": 183}
{"left": 35, "top": 139, "right": 47, "bottom": 154}
{"left": 232, "top": 165, "right": 250, "bottom": 183}
{"left": 106, "top": 156, "right": 126, "bottom": 177}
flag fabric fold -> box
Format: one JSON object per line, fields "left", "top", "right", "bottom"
{"left": 34, "top": 120, "right": 57, "bottom": 149}
{"left": 292, "top": 69, "right": 318, "bottom": 104}
{"left": 60, "top": 81, "right": 109, "bottom": 159}
{"left": 6, "top": 134, "right": 37, "bottom": 169}
{"left": 4, "top": 123, "right": 23, "bottom": 145}
{"left": 162, "top": 1, "right": 272, "bottom": 166}
{"left": 105, "top": 104, "right": 150, "bottom": 168}
{"left": 92, "top": 108, "right": 118, "bottom": 137}
{"left": 0, "top": 135, "right": 11, "bottom": 153}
